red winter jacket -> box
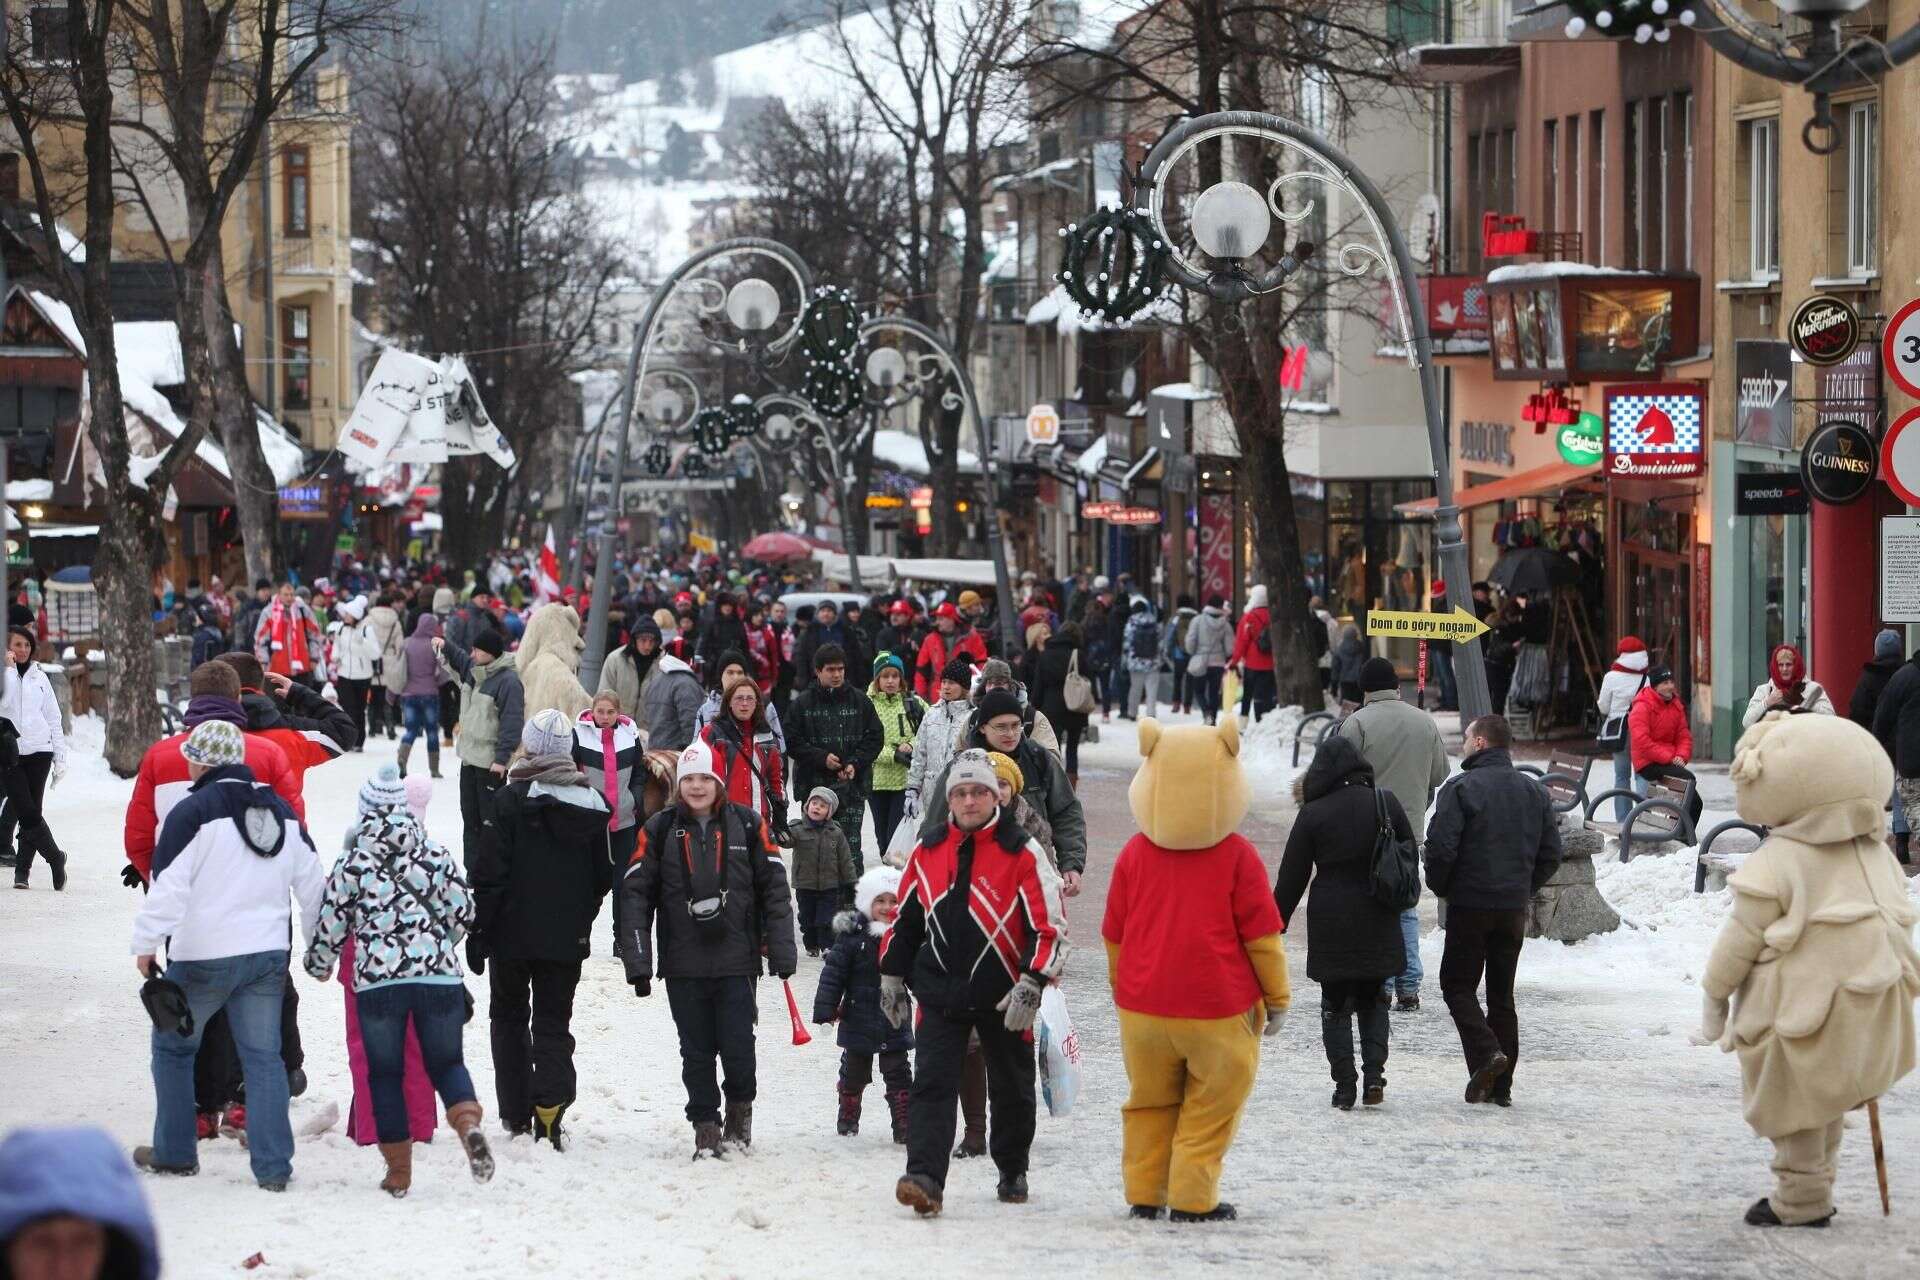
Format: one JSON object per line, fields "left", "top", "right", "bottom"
{"left": 1102, "top": 831, "right": 1284, "bottom": 1019}
{"left": 124, "top": 732, "right": 302, "bottom": 880}
{"left": 1628, "top": 685, "right": 1693, "bottom": 773}
{"left": 1230, "top": 606, "right": 1274, "bottom": 673}
{"left": 699, "top": 716, "right": 785, "bottom": 827}
{"left": 913, "top": 628, "right": 989, "bottom": 700}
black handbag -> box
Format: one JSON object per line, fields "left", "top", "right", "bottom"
{"left": 1367, "top": 787, "right": 1422, "bottom": 913}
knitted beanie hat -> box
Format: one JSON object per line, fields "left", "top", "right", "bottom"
{"left": 986, "top": 750, "right": 1023, "bottom": 796}
{"left": 806, "top": 785, "right": 841, "bottom": 818}
{"left": 181, "top": 719, "right": 245, "bottom": 768}
{"left": 404, "top": 773, "right": 434, "bottom": 824}
{"left": 521, "top": 707, "right": 574, "bottom": 758}
{"left": 946, "top": 748, "right": 1000, "bottom": 798}
{"left": 358, "top": 762, "right": 408, "bottom": 815}
{"left": 1360, "top": 657, "right": 1398, "bottom": 693}
{"left": 940, "top": 657, "right": 975, "bottom": 689}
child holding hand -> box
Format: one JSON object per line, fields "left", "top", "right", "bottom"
{"left": 814, "top": 866, "right": 913, "bottom": 1141}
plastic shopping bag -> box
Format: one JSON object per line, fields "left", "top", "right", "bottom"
{"left": 1221, "top": 667, "right": 1242, "bottom": 715}
{"left": 883, "top": 814, "right": 919, "bottom": 868}
{"left": 1036, "top": 985, "right": 1083, "bottom": 1118}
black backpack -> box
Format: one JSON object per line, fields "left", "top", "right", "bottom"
{"left": 1367, "top": 787, "right": 1422, "bottom": 912}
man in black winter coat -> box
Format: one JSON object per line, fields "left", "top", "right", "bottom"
{"left": 621, "top": 740, "right": 796, "bottom": 1159}
{"left": 1872, "top": 642, "right": 1920, "bottom": 867}
{"left": 1422, "top": 714, "right": 1561, "bottom": 1107}
{"left": 786, "top": 644, "right": 885, "bottom": 868}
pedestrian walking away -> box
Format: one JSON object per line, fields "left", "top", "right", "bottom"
{"left": 1274, "top": 736, "right": 1407, "bottom": 1109}
{"left": 128, "top": 719, "right": 326, "bottom": 1189}
{"left": 1337, "top": 656, "right": 1449, "bottom": 1010}
{"left": 1230, "top": 586, "right": 1276, "bottom": 722}
{"left": 1852, "top": 628, "right": 1911, "bottom": 863}
{"left": 303, "top": 767, "right": 494, "bottom": 1195}
{"left": 1595, "top": 637, "right": 1650, "bottom": 823}
{"left": 469, "top": 709, "right": 612, "bottom": 1150}
{"left": 1422, "top": 715, "right": 1562, "bottom": 1107}
{"left": 620, "top": 740, "right": 796, "bottom": 1159}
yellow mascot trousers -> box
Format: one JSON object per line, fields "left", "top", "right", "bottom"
{"left": 1116, "top": 1006, "right": 1264, "bottom": 1214}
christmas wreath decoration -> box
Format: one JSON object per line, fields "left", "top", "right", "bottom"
{"left": 1055, "top": 205, "right": 1168, "bottom": 323}
{"left": 724, "top": 400, "right": 762, "bottom": 443}
{"left": 642, "top": 440, "right": 672, "bottom": 477}
{"left": 800, "top": 356, "right": 862, "bottom": 420}
{"left": 1560, "top": 0, "right": 1696, "bottom": 41}
{"left": 798, "top": 286, "right": 862, "bottom": 363}
{"left": 694, "top": 408, "right": 732, "bottom": 456}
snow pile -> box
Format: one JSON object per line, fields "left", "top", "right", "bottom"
{"left": 870, "top": 428, "right": 979, "bottom": 476}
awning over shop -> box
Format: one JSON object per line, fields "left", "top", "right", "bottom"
{"left": 1395, "top": 459, "right": 1601, "bottom": 515}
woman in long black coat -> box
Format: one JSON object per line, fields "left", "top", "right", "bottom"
{"left": 1272, "top": 736, "right": 1410, "bottom": 1111}
{"left": 1029, "top": 622, "right": 1091, "bottom": 783}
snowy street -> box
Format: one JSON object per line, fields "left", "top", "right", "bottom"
{"left": 4, "top": 711, "right": 1918, "bottom": 1279}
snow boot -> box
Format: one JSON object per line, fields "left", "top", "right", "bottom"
{"left": 692, "top": 1120, "right": 726, "bottom": 1160}
{"left": 220, "top": 1105, "right": 247, "bottom": 1140}
{"left": 836, "top": 1087, "right": 861, "bottom": 1137}
{"left": 1745, "top": 1198, "right": 1833, "bottom": 1228}
{"left": 1362, "top": 1083, "right": 1386, "bottom": 1107}
{"left": 1129, "top": 1205, "right": 1165, "bottom": 1220}
{"left": 1170, "top": 1203, "right": 1237, "bottom": 1223}
{"left": 130, "top": 1147, "right": 197, "bottom": 1177}
{"left": 895, "top": 1172, "right": 942, "bottom": 1217}
{"left": 195, "top": 1113, "right": 218, "bottom": 1142}
{"left": 377, "top": 1141, "right": 412, "bottom": 1198}
{"left": 447, "top": 1101, "right": 495, "bottom": 1183}
{"left": 1331, "top": 1082, "right": 1357, "bottom": 1111}
{"left": 532, "top": 1103, "right": 568, "bottom": 1152}
{"left": 1897, "top": 832, "right": 1912, "bottom": 865}
{"left": 1394, "top": 993, "right": 1420, "bottom": 1013}
{"left": 427, "top": 747, "right": 442, "bottom": 780}
{"left": 722, "top": 1100, "right": 753, "bottom": 1153}
{"left": 1464, "top": 1052, "right": 1510, "bottom": 1104}
{"left": 397, "top": 740, "right": 414, "bottom": 778}
{"left": 996, "top": 1173, "right": 1029, "bottom": 1204}
{"left": 886, "top": 1087, "right": 910, "bottom": 1145}
{"left": 1357, "top": 1005, "right": 1389, "bottom": 1095}
{"left": 37, "top": 827, "right": 67, "bottom": 891}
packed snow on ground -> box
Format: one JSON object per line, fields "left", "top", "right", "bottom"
{"left": 4, "top": 711, "right": 1918, "bottom": 1278}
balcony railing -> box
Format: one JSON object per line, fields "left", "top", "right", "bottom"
{"left": 987, "top": 278, "right": 1045, "bottom": 325}
{"left": 278, "top": 227, "right": 346, "bottom": 277}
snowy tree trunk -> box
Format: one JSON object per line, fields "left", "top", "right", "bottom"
{"left": 196, "top": 243, "right": 281, "bottom": 586}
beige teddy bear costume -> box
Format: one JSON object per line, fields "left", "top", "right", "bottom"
{"left": 515, "top": 603, "right": 592, "bottom": 724}
{"left": 1701, "top": 712, "right": 1920, "bottom": 1226}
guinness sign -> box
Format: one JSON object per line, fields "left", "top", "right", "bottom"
{"left": 1801, "top": 419, "right": 1877, "bottom": 505}
{"left": 1790, "top": 294, "right": 1861, "bottom": 367}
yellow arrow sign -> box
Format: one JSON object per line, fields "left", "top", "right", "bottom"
{"left": 1365, "top": 606, "right": 1490, "bottom": 644}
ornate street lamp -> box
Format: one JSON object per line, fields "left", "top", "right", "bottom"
{"left": 578, "top": 237, "right": 813, "bottom": 691}
{"left": 1064, "top": 110, "right": 1494, "bottom": 722}
{"left": 753, "top": 390, "right": 870, "bottom": 592}
{"left": 1543, "top": 0, "right": 1903, "bottom": 152}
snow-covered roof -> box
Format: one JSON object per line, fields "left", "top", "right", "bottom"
{"left": 1149, "top": 382, "right": 1217, "bottom": 401}
{"left": 871, "top": 428, "right": 979, "bottom": 476}
{"left": 5, "top": 479, "right": 53, "bottom": 501}
{"left": 26, "top": 290, "right": 84, "bottom": 354}
{"left": 1485, "top": 262, "right": 1660, "bottom": 283}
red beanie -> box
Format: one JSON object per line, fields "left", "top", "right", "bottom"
{"left": 1617, "top": 636, "right": 1647, "bottom": 655}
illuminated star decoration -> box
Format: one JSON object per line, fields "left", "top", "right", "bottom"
{"left": 1560, "top": 0, "right": 1696, "bottom": 43}
{"left": 1056, "top": 205, "right": 1169, "bottom": 323}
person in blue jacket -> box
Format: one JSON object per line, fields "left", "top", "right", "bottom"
{"left": 813, "top": 865, "right": 914, "bottom": 1143}
{"left": 0, "top": 1126, "right": 160, "bottom": 1280}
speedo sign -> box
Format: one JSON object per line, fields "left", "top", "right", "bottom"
{"left": 1789, "top": 294, "right": 1861, "bottom": 367}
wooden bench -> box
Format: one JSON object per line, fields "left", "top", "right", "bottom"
{"left": 1583, "top": 776, "right": 1697, "bottom": 860}
{"left": 1535, "top": 751, "right": 1595, "bottom": 816}
{"left": 1694, "top": 819, "right": 1768, "bottom": 892}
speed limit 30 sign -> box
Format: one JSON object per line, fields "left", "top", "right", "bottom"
{"left": 1884, "top": 298, "right": 1920, "bottom": 400}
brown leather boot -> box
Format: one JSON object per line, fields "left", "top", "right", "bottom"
{"left": 377, "top": 1141, "right": 412, "bottom": 1197}
{"left": 446, "top": 1102, "right": 495, "bottom": 1183}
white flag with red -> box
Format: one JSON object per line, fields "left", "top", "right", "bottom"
{"left": 536, "top": 526, "right": 563, "bottom": 602}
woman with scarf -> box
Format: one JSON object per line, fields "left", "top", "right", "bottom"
{"left": 698, "top": 676, "right": 787, "bottom": 837}
{"left": 252, "top": 583, "right": 324, "bottom": 685}
{"left": 1741, "top": 644, "right": 1835, "bottom": 727}
{"left": 469, "top": 709, "right": 612, "bottom": 1150}
{"left": 573, "top": 691, "right": 647, "bottom": 951}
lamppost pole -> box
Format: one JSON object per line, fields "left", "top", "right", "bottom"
{"left": 1126, "top": 110, "right": 1491, "bottom": 723}
{"left": 578, "top": 237, "right": 813, "bottom": 693}
{"left": 856, "top": 316, "right": 1020, "bottom": 656}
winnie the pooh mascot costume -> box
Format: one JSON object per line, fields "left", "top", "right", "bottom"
{"left": 1101, "top": 716, "right": 1290, "bottom": 1223}
{"left": 516, "top": 603, "right": 592, "bottom": 723}
{"left": 1700, "top": 711, "right": 1920, "bottom": 1227}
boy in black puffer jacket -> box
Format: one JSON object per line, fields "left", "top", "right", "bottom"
{"left": 814, "top": 866, "right": 913, "bottom": 1141}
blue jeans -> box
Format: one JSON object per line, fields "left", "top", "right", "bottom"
{"left": 1395, "top": 908, "right": 1423, "bottom": 997}
{"left": 1892, "top": 786, "right": 1910, "bottom": 836}
{"left": 151, "top": 950, "right": 293, "bottom": 1183}
{"left": 1612, "top": 748, "right": 1646, "bottom": 822}
{"left": 400, "top": 694, "right": 440, "bottom": 747}
{"left": 1432, "top": 646, "right": 1457, "bottom": 710}
{"left": 356, "top": 981, "right": 477, "bottom": 1143}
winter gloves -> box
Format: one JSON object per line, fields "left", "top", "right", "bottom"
{"left": 465, "top": 935, "right": 487, "bottom": 976}
{"left": 1264, "top": 1006, "right": 1288, "bottom": 1038}
{"left": 632, "top": 977, "right": 651, "bottom": 999}
{"left": 880, "top": 974, "right": 911, "bottom": 1029}
{"left": 121, "top": 863, "right": 144, "bottom": 890}
{"left": 998, "top": 973, "right": 1045, "bottom": 1033}
{"left": 1689, "top": 992, "right": 1730, "bottom": 1047}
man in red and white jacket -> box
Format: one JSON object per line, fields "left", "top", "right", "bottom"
{"left": 124, "top": 663, "right": 303, "bottom": 884}
{"left": 879, "top": 749, "right": 1065, "bottom": 1218}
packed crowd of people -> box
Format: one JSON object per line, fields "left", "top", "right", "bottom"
{"left": 2, "top": 534, "right": 1917, "bottom": 1276}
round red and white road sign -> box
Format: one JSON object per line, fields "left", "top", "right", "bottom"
{"left": 1882, "top": 407, "right": 1920, "bottom": 507}
{"left": 1885, "top": 298, "right": 1920, "bottom": 400}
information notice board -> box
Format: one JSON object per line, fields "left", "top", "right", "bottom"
{"left": 1881, "top": 517, "right": 1920, "bottom": 622}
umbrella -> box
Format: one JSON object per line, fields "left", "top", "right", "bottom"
{"left": 1487, "top": 547, "right": 1578, "bottom": 598}
{"left": 740, "top": 531, "right": 814, "bottom": 563}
